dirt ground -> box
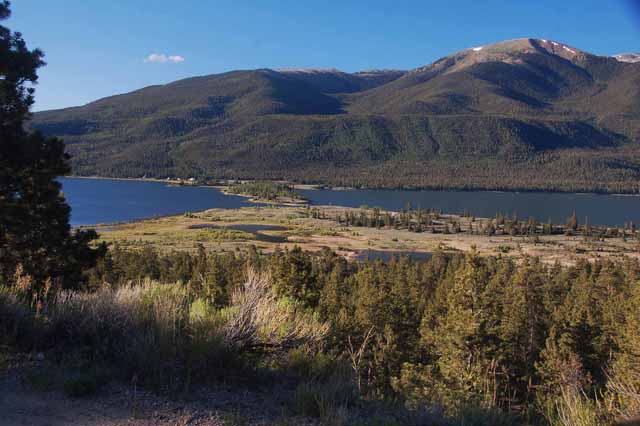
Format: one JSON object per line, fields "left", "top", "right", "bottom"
{"left": 0, "top": 358, "right": 314, "bottom": 426}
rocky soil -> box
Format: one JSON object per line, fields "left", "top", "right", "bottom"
{"left": 0, "top": 354, "right": 316, "bottom": 426}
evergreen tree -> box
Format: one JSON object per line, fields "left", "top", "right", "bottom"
{"left": 269, "top": 247, "right": 319, "bottom": 307}
{"left": 417, "top": 253, "right": 496, "bottom": 411}
{"left": 0, "top": 1, "right": 102, "bottom": 290}
{"left": 608, "top": 277, "right": 640, "bottom": 417}
{"left": 499, "top": 258, "right": 549, "bottom": 401}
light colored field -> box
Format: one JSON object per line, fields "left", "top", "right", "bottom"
{"left": 92, "top": 205, "right": 640, "bottom": 265}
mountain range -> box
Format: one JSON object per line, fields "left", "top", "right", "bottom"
{"left": 30, "top": 38, "right": 640, "bottom": 192}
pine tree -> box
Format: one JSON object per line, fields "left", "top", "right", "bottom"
{"left": 415, "top": 252, "right": 497, "bottom": 411}
{"left": 499, "top": 258, "right": 549, "bottom": 401}
{"left": 608, "top": 279, "right": 640, "bottom": 417}
{"left": 269, "top": 247, "right": 319, "bottom": 307}
{"left": 0, "top": 1, "right": 103, "bottom": 289}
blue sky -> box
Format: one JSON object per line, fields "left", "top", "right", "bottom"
{"left": 9, "top": 0, "right": 640, "bottom": 111}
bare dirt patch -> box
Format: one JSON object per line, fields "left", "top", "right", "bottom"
{"left": 0, "top": 358, "right": 313, "bottom": 426}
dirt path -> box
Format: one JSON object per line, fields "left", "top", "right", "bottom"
{"left": 0, "top": 365, "right": 312, "bottom": 426}
{"left": 1, "top": 373, "right": 220, "bottom": 426}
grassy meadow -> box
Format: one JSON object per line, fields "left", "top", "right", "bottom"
{"left": 91, "top": 204, "right": 640, "bottom": 266}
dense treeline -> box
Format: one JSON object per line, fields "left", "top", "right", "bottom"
{"left": 66, "top": 245, "right": 640, "bottom": 424}
{"left": 226, "top": 180, "right": 303, "bottom": 202}
{"left": 64, "top": 141, "right": 640, "bottom": 195}
{"left": 307, "top": 205, "right": 638, "bottom": 238}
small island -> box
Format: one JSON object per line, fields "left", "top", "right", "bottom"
{"left": 223, "top": 180, "right": 308, "bottom": 205}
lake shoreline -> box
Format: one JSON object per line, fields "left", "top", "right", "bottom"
{"left": 62, "top": 177, "right": 640, "bottom": 228}
{"left": 63, "top": 178, "right": 640, "bottom": 264}
{"left": 64, "top": 175, "right": 640, "bottom": 198}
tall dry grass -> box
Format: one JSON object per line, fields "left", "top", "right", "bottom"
{"left": 223, "top": 269, "right": 329, "bottom": 353}
{"left": 0, "top": 285, "right": 37, "bottom": 344}
{"left": 607, "top": 365, "right": 640, "bottom": 425}
{"left": 0, "top": 270, "right": 330, "bottom": 390}
{"left": 552, "top": 387, "right": 602, "bottom": 426}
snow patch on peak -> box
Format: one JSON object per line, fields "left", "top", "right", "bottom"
{"left": 471, "top": 46, "right": 483, "bottom": 52}
{"left": 535, "top": 39, "right": 581, "bottom": 58}
{"left": 614, "top": 53, "right": 640, "bottom": 63}
{"left": 355, "top": 69, "right": 405, "bottom": 76}
{"left": 277, "top": 68, "right": 343, "bottom": 74}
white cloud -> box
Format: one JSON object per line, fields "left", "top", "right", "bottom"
{"left": 144, "top": 53, "right": 185, "bottom": 64}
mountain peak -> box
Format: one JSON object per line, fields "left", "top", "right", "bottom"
{"left": 466, "top": 38, "right": 538, "bottom": 53}
{"left": 534, "top": 38, "right": 583, "bottom": 58}
{"left": 463, "top": 38, "right": 583, "bottom": 60}
{"left": 412, "top": 38, "right": 585, "bottom": 76}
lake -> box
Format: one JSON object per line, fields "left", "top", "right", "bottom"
{"left": 61, "top": 178, "right": 640, "bottom": 227}
{"left": 298, "top": 188, "right": 640, "bottom": 227}
{"left": 61, "top": 178, "right": 255, "bottom": 226}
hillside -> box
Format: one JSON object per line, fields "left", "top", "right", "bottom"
{"left": 30, "top": 38, "right": 640, "bottom": 192}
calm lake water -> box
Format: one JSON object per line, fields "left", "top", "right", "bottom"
{"left": 298, "top": 188, "right": 640, "bottom": 227}
{"left": 61, "top": 178, "right": 640, "bottom": 227}
{"left": 61, "top": 178, "right": 255, "bottom": 226}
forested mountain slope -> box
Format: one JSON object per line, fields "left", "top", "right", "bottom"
{"left": 31, "top": 38, "right": 640, "bottom": 192}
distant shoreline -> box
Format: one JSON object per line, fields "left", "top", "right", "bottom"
{"left": 64, "top": 175, "right": 202, "bottom": 186}
{"left": 63, "top": 175, "right": 640, "bottom": 198}
{"left": 64, "top": 175, "right": 313, "bottom": 205}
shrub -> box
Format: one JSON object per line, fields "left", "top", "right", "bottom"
{"left": 43, "top": 280, "right": 244, "bottom": 388}
{"left": 293, "top": 374, "right": 358, "bottom": 420}
{"left": 606, "top": 366, "right": 640, "bottom": 424}
{"left": 3, "top": 269, "right": 331, "bottom": 391}
{"left": 186, "top": 298, "right": 239, "bottom": 385}
{"left": 541, "top": 387, "right": 603, "bottom": 426}
{"left": 496, "top": 244, "right": 512, "bottom": 253}
{"left": 45, "top": 281, "right": 192, "bottom": 387}
{"left": 223, "top": 269, "right": 329, "bottom": 354}
{"left": 0, "top": 286, "right": 38, "bottom": 346}
{"left": 285, "top": 346, "right": 335, "bottom": 380}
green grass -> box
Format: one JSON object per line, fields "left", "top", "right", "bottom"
{"left": 189, "top": 229, "right": 253, "bottom": 242}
